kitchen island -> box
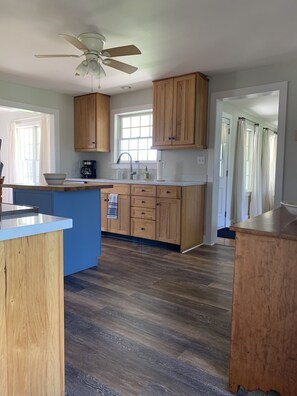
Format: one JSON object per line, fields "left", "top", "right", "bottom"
{"left": 229, "top": 207, "right": 297, "bottom": 396}
{"left": 4, "top": 182, "right": 112, "bottom": 275}
{"left": 0, "top": 204, "right": 72, "bottom": 396}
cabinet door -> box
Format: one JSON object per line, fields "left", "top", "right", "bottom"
{"left": 152, "top": 79, "right": 174, "bottom": 147}
{"left": 95, "top": 94, "right": 110, "bottom": 152}
{"left": 74, "top": 94, "right": 96, "bottom": 150}
{"left": 108, "top": 194, "right": 131, "bottom": 235}
{"left": 156, "top": 198, "right": 181, "bottom": 244}
{"left": 172, "top": 74, "right": 196, "bottom": 145}
{"left": 101, "top": 193, "right": 109, "bottom": 232}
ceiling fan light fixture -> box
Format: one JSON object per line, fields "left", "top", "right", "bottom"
{"left": 88, "top": 59, "right": 101, "bottom": 79}
{"left": 75, "top": 60, "right": 88, "bottom": 77}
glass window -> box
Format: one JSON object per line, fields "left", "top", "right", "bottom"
{"left": 116, "top": 110, "right": 157, "bottom": 162}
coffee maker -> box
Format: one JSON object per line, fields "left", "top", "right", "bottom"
{"left": 80, "top": 160, "right": 97, "bottom": 179}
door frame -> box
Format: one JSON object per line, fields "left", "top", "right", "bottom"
{"left": 205, "top": 81, "right": 288, "bottom": 245}
{"left": 217, "top": 112, "right": 232, "bottom": 230}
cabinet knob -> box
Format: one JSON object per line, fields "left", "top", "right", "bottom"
{"left": 141, "top": 189, "right": 145, "bottom": 192}
{"left": 156, "top": 203, "right": 160, "bottom": 206}
{"left": 141, "top": 212, "right": 145, "bottom": 215}
{"left": 104, "top": 199, "right": 109, "bottom": 202}
{"left": 168, "top": 137, "right": 172, "bottom": 140}
{"left": 172, "top": 137, "right": 176, "bottom": 141}
{"left": 141, "top": 227, "right": 145, "bottom": 231}
{"left": 166, "top": 191, "right": 171, "bottom": 194}
{"left": 141, "top": 200, "right": 145, "bottom": 204}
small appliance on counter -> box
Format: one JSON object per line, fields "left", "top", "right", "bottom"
{"left": 80, "top": 160, "right": 97, "bottom": 179}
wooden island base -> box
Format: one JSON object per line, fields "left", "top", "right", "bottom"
{"left": 0, "top": 231, "right": 64, "bottom": 396}
{"left": 229, "top": 209, "right": 297, "bottom": 396}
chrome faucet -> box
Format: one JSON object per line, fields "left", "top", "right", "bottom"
{"left": 116, "top": 152, "right": 136, "bottom": 180}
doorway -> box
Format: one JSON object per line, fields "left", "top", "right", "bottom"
{"left": 205, "top": 81, "right": 288, "bottom": 245}
{"left": 0, "top": 101, "right": 58, "bottom": 203}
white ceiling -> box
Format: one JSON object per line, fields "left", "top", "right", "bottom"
{"left": 1, "top": 0, "right": 297, "bottom": 97}
{"left": 224, "top": 92, "right": 280, "bottom": 128}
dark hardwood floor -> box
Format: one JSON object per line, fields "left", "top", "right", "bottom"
{"left": 64, "top": 236, "right": 235, "bottom": 396}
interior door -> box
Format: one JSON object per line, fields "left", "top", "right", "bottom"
{"left": 217, "top": 116, "right": 230, "bottom": 229}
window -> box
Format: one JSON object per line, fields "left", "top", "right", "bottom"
{"left": 14, "top": 120, "right": 41, "bottom": 184}
{"left": 116, "top": 110, "right": 157, "bottom": 162}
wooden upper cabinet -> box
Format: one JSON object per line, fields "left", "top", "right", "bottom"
{"left": 152, "top": 72, "right": 208, "bottom": 149}
{"left": 74, "top": 93, "right": 110, "bottom": 152}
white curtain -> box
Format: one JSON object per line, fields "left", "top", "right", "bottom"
{"left": 262, "top": 128, "right": 277, "bottom": 212}
{"left": 250, "top": 124, "right": 263, "bottom": 217}
{"left": 2, "top": 122, "right": 17, "bottom": 203}
{"left": 39, "top": 114, "right": 52, "bottom": 182}
{"left": 232, "top": 118, "right": 248, "bottom": 223}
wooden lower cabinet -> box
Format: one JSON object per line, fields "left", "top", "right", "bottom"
{"left": 101, "top": 184, "right": 131, "bottom": 236}
{"left": 101, "top": 183, "right": 205, "bottom": 252}
{"left": 156, "top": 198, "right": 181, "bottom": 244}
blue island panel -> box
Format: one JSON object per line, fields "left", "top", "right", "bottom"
{"left": 13, "top": 189, "right": 101, "bottom": 276}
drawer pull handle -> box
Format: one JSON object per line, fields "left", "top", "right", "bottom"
{"left": 141, "top": 212, "right": 145, "bottom": 215}
{"left": 166, "top": 191, "right": 171, "bottom": 194}
{"left": 104, "top": 199, "right": 109, "bottom": 202}
{"left": 141, "top": 189, "right": 145, "bottom": 192}
{"left": 141, "top": 200, "right": 145, "bottom": 203}
{"left": 141, "top": 227, "right": 145, "bottom": 231}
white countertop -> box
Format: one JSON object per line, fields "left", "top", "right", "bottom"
{"left": 0, "top": 212, "right": 72, "bottom": 241}
{"left": 67, "top": 178, "right": 206, "bottom": 186}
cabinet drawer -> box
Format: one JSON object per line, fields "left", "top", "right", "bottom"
{"left": 101, "top": 184, "right": 130, "bottom": 195}
{"left": 157, "top": 185, "right": 181, "bottom": 199}
{"left": 131, "top": 196, "right": 156, "bottom": 208}
{"left": 131, "top": 184, "right": 156, "bottom": 196}
{"left": 131, "top": 207, "right": 156, "bottom": 220}
{"left": 131, "top": 218, "right": 156, "bottom": 240}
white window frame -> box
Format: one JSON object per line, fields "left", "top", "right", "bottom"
{"left": 114, "top": 108, "right": 157, "bottom": 163}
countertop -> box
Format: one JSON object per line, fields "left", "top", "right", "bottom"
{"left": 67, "top": 178, "right": 206, "bottom": 186}
{"left": 0, "top": 211, "right": 72, "bottom": 241}
{"left": 3, "top": 182, "right": 113, "bottom": 191}
{"left": 0, "top": 203, "right": 38, "bottom": 217}
{"left": 230, "top": 207, "right": 297, "bottom": 241}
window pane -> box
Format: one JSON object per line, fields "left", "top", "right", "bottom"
{"left": 120, "top": 140, "right": 129, "bottom": 151}
{"left": 131, "top": 127, "right": 140, "bottom": 138}
{"left": 131, "top": 116, "right": 140, "bottom": 127}
{"left": 138, "top": 139, "right": 148, "bottom": 149}
{"left": 140, "top": 126, "right": 150, "bottom": 137}
{"left": 129, "top": 150, "right": 138, "bottom": 161}
{"left": 122, "top": 128, "right": 130, "bottom": 139}
{"left": 121, "top": 117, "right": 130, "bottom": 128}
{"left": 129, "top": 139, "right": 138, "bottom": 150}
{"left": 141, "top": 114, "right": 150, "bottom": 126}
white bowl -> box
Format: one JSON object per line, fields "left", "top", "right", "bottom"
{"left": 280, "top": 201, "right": 297, "bottom": 217}
{"left": 43, "top": 173, "right": 67, "bottom": 185}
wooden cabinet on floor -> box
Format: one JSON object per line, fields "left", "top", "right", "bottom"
{"left": 101, "top": 182, "right": 205, "bottom": 252}
{"left": 74, "top": 93, "right": 110, "bottom": 152}
{"left": 101, "top": 184, "right": 131, "bottom": 236}
{"left": 152, "top": 72, "right": 208, "bottom": 149}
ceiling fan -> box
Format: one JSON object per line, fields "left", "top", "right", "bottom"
{"left": 35, "top": 32, "right": 141, "bottom": 78}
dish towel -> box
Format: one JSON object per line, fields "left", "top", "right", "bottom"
{"left": 107, "top": 193, "right": 118, "bottom": 219}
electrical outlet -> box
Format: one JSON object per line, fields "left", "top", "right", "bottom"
{"left": 197, "top": 156, "right": 205, "bottom": 165}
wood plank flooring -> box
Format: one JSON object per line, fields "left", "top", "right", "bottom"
{"left": 65, "top": 236, "right": 235, "bottom": 396}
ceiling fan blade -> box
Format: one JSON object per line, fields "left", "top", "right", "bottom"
{"left": 101, "top": 45, "right": 141, "bottom": 57}
{"left": 59, "top": 34, "right": 89, "bottom": 52}
{"left": 102, "top": 59, "right": 138, "bottom": 74}
{"left": 35, "top": 54, "right": 80, "bottom": 58}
